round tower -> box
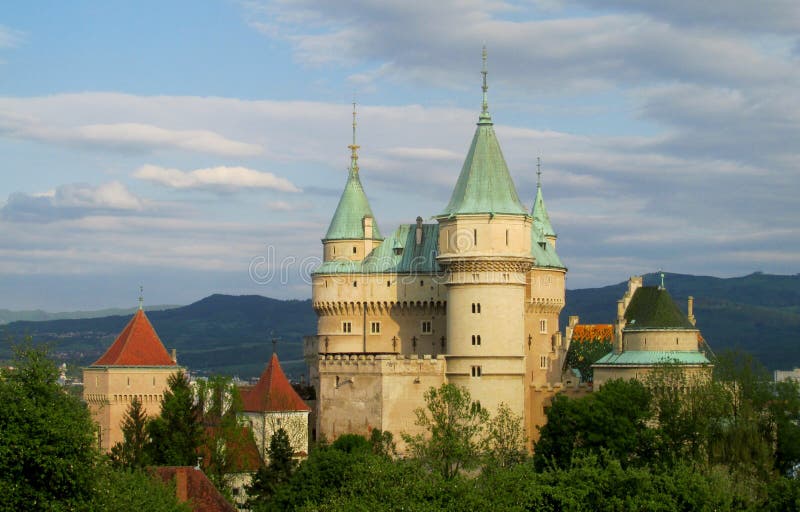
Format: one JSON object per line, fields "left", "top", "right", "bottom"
{"left": 436, "top": 47, "right": 532, "bottom": 418}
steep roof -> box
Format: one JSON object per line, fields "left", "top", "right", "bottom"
{"left": 151, "top": 466, "right": 236, "bottom": 512}
{"left": 314, "top": 223, "right": 441, "bottom": 275}
{"left": 531, "top": 225, "right": 565, "bottom": 269}
{"left": 439, "top": 54, "right": 528, "bottom": 218}
{"left": 91, "top": 309, "right": 176, "bottom": 366}
{"left": 624, "top": 286, "right": 696, "bottom": 330}
{"left": 241, "top": 353, "right": 311, "bottom": 413}
{"left": 532, "top": 184, "right": 556, "bottom": 238}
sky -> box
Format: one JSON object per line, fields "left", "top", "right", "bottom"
{"left": 1, "top": 0, "right": 798, "bottom": 310}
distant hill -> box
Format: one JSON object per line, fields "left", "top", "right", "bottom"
{"left": 564, "top": 272, "right": 800, "bottom": 371}
{"left": 3, "top": 273, "right": 798, "bottom": 378}
{"left": 0, "top": 304, "right": 180, "bottom": 325}
{"left": 0, "top": 295, "right": 315, "bottom": 380}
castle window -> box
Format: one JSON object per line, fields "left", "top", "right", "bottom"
{"left": 342, "top": 322, "right": 352, "bottom": 333}
{"left": 540, "top": 355, "right": 548, "bottom": 369}
{"left": 472, "top": 335, "right": 481, "bottom": 346}
{"left": 473, "top": 229, "right": 477, "bottom": 247}
{"left": 353, "top": 281, "right": 357, "bottom": 287}
{"left": 152, "top": 377, "right": 155, "bottom": 386}
{"left": 472, "top": 303, "right": 481, "bottom": 314}
{"left": 387, "top": 280, "right": 391, "bottom": 287}
{"left": 421, "top": 321, "right": 432, "bottom": 334}
{"left": 420, "top": 280, "right": 424, "bottom": 286}
{"left": 353, "top": 246, "right": 357, "bottom": 254}
{"left": 505, "top": 229, "right": 509, "bottom": 246}
{"left": 127, "top": 377, "right": 130, "bottom": 387}
{"left": 539, "top": 319, "right": 547, "bottom": 334}
{"left": 471, "top": 366, "right": 482, "bottom": 378}
{"left": 370, "top": 321, "right": 381, "bottom": 334}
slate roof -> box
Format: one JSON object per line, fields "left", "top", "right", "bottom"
{"left": 91, "top": 309, "right": 176, "bottom": 367}
{"left": 314, "top": 223, "right": 441, "bottom": 275}
{"left": 593, "top": 350, "right": 711, "bottom": 366}
{"left": 624, "top": 287, "right": 696, "bottom": 330}
{"left": 241, "top": 353, "right": 311, "bottom": 413}
{"left": 324, "top": 163, "right": 382, "bottom": 241}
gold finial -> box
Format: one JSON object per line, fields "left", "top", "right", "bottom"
{"left": 348, "top": 101, "right": 360, "bottom": 174}
{"left": 481, "top": 45, "right": 489, "bottom": 116}
{"left": 536, "top": 157, "right": 542, "bottom": 188}
{"left": 138, "top": 285, "right": 144, "bottom": 311}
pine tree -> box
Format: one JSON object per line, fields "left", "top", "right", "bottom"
{"left": 246, "top": 428, "right": 296, "bottom": 510}
{"left": 147, "top": 371, "right": 203, "bottom": 466}
{"left": 110, "top": 396, "right": 151, "bottom": 469}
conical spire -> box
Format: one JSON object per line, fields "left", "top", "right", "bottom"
{"left": 439, "top": 47, "right": 528, "bottom": 217}
{"left": 324, "top": 103, "right": 382, "bottom": 241}
{"left": 532, "top": 157, "right": 556, "bottom": 238}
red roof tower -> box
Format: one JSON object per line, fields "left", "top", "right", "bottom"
{"left": 92, "top": 309, "right": 176, "bottom": 367}
{"left": 241, "top": 353, "right": 310, "bottom": 413}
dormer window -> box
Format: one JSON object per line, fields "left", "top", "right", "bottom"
{"left": 394, "top": 247, "right": 403, "bottom": 255}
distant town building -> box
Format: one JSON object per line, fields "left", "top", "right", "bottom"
{"left": 775, "top": 368, "right": 800, "bottom": 382}
{"left": 82, "top": 302, "right": 179, "bottom": 452}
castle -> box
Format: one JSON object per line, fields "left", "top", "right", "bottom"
{"left": 307, "top": 50, "right": 577, "bottom": 447}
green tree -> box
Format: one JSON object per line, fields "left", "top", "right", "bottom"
{"left": 0, "top": 343, "right": 97, "bottom": 510}
{"left": 402, "top": 383, "right": 489, "bottom": 480}
{"left": 369, "top": 428, "right": 397, "bottom": 458}
{"left": 485, "top": 402, "right": 527, "bottom": 469}
{"left": 534, "top": 378, "right": 654, "bottom": 470}
{"left": 110, "top": 396, "right": 151, "bottom": 469}
{"left": 90, "top": 465, "right": 190, "bottom": 512}
{"left": 147, "top": 371, "right": 203, "bottom": 466}
{"left": 247, "top": 427, "right": 298, "bottom": 510}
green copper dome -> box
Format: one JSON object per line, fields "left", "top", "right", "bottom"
{"left": 324, "top": 165, "right": 382, "bottom": 241}
{"left": 439, "top": 48, "right": 528, "bottom": 218}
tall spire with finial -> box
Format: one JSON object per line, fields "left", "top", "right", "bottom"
{"left": 138, "top": 285, "right": 144, "bottom": 311}
{"left": 348, "top": 101, "right": 360, "bottom": 174}
{"left": 479, "top": 45, "right": 491, "bottom": 124}
{"left": 536, "top": 156, "right": 542, "bottom": 188}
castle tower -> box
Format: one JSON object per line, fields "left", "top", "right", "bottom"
{"left": 82, "top": 293, "right": 179, "bottom": 452}
{"left": 524, "top": 163, "right": 568, "bottom": 444}
{"left": 436, "top": 47, "right": 533, "bottom": 418}
{"left": 322, "top": 103, "right": 383, "bottom": 263}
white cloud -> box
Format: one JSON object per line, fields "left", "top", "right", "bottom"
{"left": 134, "top": 164, "right": 301, "bottom": 193}
{"left": 1, "top": 182, "right": 144, "bottom": 223}
{"left": 384, "top": 147, "right": 462, "bottom": 161}
{"left": 0, "top": 25, "right": 23, "bottom": 48}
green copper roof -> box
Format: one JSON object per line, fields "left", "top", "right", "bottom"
{"left": 593, "top": 350, "right": 710, "bottom": 366}
{"left": 532, "top": 184, "right": 556, "bottom": 237}
{"left": 324, "top": 166, "right": 382, "bottom": 241}
{"left": 624, "top": 287, "right": 695, "bottom": 330}
{"left": 531, "top": 225, "right": 565, "bottom": 269}
{"left": 439, "top": 120, "right": 529, "bottom": 217}
{"left": 439, "top": 51, "right": 527, "bottom": 218}
{"left": 315, "top": 224, "right": 441, "bottom": 275}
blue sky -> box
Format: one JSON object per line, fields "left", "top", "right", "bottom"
{"left": 1, "top": 0, "right": 798, "bottom": 310}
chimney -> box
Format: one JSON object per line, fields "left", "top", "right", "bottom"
{"left": 415, "top": 216, "right": 423, "bottom": 246}
{"left": 171, "top": 348, "right": 177, "bottom": 364}
{"left": 687, "top": 296, "right": 696, "bottom": 326}
{"left": 363, "top": 216, "right": 373, "bottom": 239}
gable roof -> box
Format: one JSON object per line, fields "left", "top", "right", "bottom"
{"left": 91, "top": 309, "right": 177, "bottom": 366}
{"left": 324, "top": 163, "right": 382, "bottom": 241}
{"left": 624, "top": 286, "right": 696, "bottom": 330}
{"left": 241, "top": 353, "right": 311, "bottom": 413}
{"left": 151, "top": 466, "right": 236, "bottom": 512}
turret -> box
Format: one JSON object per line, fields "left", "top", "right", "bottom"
{"left": 322, "top": 103, "right": 383, "bottom": 262}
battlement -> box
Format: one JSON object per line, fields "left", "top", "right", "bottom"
{"left": 318, "top": 353, "right": 447, "bottom": 376}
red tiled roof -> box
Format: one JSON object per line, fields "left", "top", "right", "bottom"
{"left": 151, "top": 466, "right": 236, "bottom": 512}
{"left": 92, "top": 309, "right": 177, "bottom": 366}
{"left": 571, "top": 324, "right": 614, "bottom": 343}
{"left": 241, "top": 353, "right": 311, "bottom": 413}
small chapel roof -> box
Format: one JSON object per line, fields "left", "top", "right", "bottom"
{"left": 91, "top": 309, "right": 177, "bottom": 367}
{"left": 624, "top": 286, "right": 696, "bottom": 330}
{"left": 241, "top": 353, "right": 311, "bottom": 413}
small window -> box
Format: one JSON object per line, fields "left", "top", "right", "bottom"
{"left": 471, "top": 366, "right": 482, "bottom": 378}
{"left": 152, "top": 377, "right": 156, "bottom": 386}
{"left": 370, "top": 321, "right": 381, "bottom": 334}
{"left": 333, "top": 246, "right": 336, "bottom": 255}
{"left": 540, "top": 355, "right": 548, "bottom": 369}
{"left": 472, "top": 303, "right": 481, "bottom": 314}
{"left": 387, "top": 280, "right": 391, "bottom": 287}
{"left": 421, "top": 321, "right": 432, "bottom": 334}
{"left": 353, "top": 281, "right": 357, "bottom": 287}
{"left": 420, "top": 280, "right": 424, "bottom": 286}
{"left": 352, "top": 246, "right": 357, "bottom": 254}
{"left": 473, "top": 229, "right": 477, "bottom": 246}
{"left": 472, "top": 335, "right": 481, "bottom": 346}
{"left": 539, "top": 319, "right": 547, "bottom": 334}
{"left": 342, "top": 321, "right": 352, "bottom": 333}
{"left": 127, "top": 377, "right": 130, "bottom": 386}
{"left": 505, "top": 229, "right": 509, "bottom": 246}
